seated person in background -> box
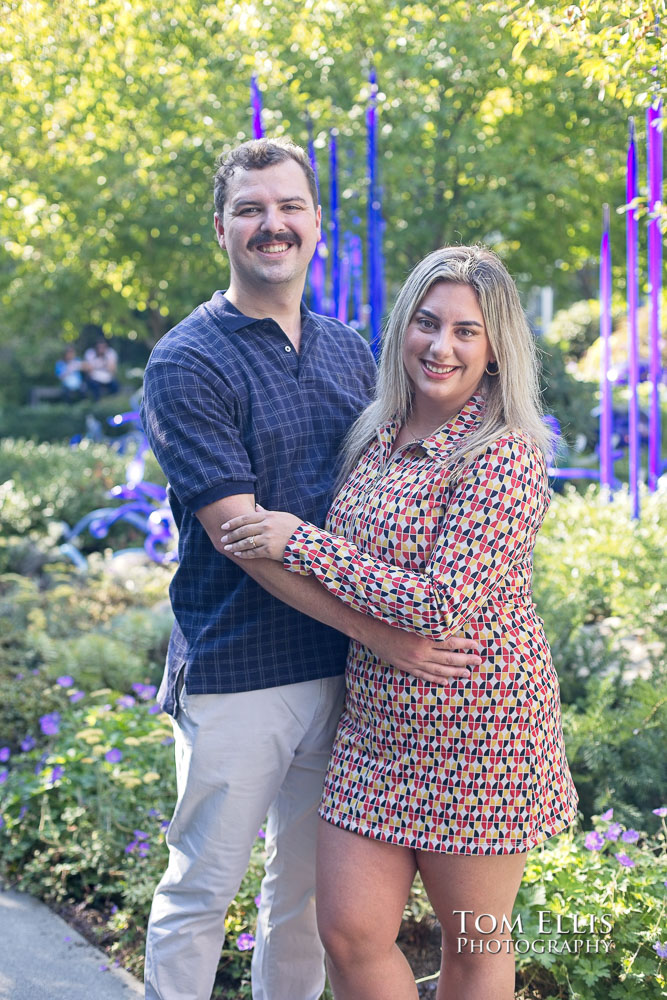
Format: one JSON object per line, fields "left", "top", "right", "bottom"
{"left": 83, "top": 336, "right": 119, "bottom": 400}
{"left": 55, "top": 345, "right": 85, "bottom": 401}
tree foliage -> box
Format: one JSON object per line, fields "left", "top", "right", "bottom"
{"left": 0, "top": 0, "right": 631, "bottom": 361}
{"left": 495, "top": 0, "right": 666, "bottom": 106}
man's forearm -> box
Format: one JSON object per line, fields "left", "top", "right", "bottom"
{"left": 240, "top": 555, "right": 379, "bottom": 646}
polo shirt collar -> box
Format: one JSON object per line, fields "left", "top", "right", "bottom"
{"left": 207, "top": 290, "right": 316, "bottom": 335}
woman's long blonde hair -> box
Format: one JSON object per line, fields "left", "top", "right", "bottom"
{"left": 338, "top": 245, "right": 553, "bottom": 484}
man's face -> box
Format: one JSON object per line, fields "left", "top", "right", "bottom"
{"left": 214, "top": 159, "right": 321, "bottom": 297}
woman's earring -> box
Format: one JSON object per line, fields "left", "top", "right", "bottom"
{"left": 485, "top": 360, "right": 500, "bottom": 376}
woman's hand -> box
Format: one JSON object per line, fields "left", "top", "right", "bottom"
{"left": 220, "top": 505, "right": 303, "bottom": 561}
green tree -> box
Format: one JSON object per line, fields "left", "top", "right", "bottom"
{"left": 0, "top": 0, "right": 630, "bottom": 377}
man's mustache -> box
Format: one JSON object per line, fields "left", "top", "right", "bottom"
{"left": 247, "top": 231, "right": 301, "bottom": 249}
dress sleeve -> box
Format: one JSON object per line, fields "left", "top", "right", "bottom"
{"left": 141, "top": 359, "right": 256, "bottom": 511}
{"left": 283, "top": 436, "right": 548, "bottom": 638}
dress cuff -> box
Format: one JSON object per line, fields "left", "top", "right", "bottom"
{"left": 283, "top": 522, "right": 325, "bottom": 576}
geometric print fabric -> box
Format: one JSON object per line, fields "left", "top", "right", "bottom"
{"left": 283, "top": 394, "right": 579, "bottom": 854}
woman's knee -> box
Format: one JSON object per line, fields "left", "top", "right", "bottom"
{"left": 318, "top": 904, "right": 394, "bottom": 968}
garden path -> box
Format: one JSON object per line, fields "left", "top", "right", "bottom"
{"left": 0, "top": 888, "right": 142, "bottom": 999}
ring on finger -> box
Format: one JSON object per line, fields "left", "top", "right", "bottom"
{"left": 250, "top": 536, "right": 256, "bottom": 549}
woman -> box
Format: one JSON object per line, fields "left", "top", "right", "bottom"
{"left": 220, "top": 246, "right": 578, "bottom": 1000}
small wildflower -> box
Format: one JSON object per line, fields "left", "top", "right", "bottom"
{"left": 20, "top": 736, "right": 36, "bottom": 752}
{"left": 39, "top": 712, "right": 61, "bottom": 736}
{"left": 116, "top": 695, "right": 136, "bottom": 709}
{"left": 56, "top": 675, "right": 74, "bottom": 688}
{"left": 600, "top": 808, "right": 613, "bottom": 821}
{"left": 605, "top": 822, "right": 623, "bottom": 841}
{"left": 110, "top": 905, "right": 118, "bottom": 915}
{"left": 0, "top": 770, "right": 7, "bottom": 785}
{"left": 254, "top": 894, "right": 262, "bottom": 907}
{"left": 138, "top": 843, "right": 150, "bottom": 857}
{"left": 125, "top": 841, "right": 137, "bottom": 854}
{"left": 49, "top": 765, "right": 64, "bottom": 785}
{"left": 257, "top": 828, "right": 266, "bottom": 839}
{"left": 621, "top": 829, "right": 640, "bottom": 843}
{"left": 105, "top": 748, "right": 123, "bottom": 764}
{"left": 0, "top": 747, "right": 10, "bottom": 762}
{"left": 614, "top": 852, "right": 635, "bottom": 868}
{"left": 236, "top": 933, "right": 255, "bottom": 951}
{"left": 148, "top": 704, "right": 162, "bottom": 715}
{"left": 653, "top": 807, "right": 667, "bottom": 818}
{"left": 584, "top": 831, "right": 605, "bottom": 851}
{"left": 654, "top": 941, "right": 667, "bottom": 959}
{"left": 132, "top": 683, "right": 158, "bottom": 701}
{"left": 0, "top": 815, "right": 4, "bottom": 829}
{"left": 160, "top": 820, "right": 170, "bottom": 833}
{"left": 147, "top": 808, "right": 160, "bottom": 818}
{"left": 161, "top": 737, "right": 174, "bottom": 746}
{"left": 69, "top": 691, "right": 85, "bottom": 704}
{"left": 134, "top": 829, "right": 150, "bottom": 840}
{"left": 34, "top": 753, "right": 48, "bottom": 776}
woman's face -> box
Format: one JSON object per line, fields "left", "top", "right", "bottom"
{"left": 401, "top": 281, "right": 494, "bottom": 425}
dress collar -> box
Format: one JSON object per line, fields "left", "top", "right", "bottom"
{"left": 376, "top": 393, "right": 487, "bottom": 459}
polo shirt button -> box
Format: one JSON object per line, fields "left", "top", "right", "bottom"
{"left": 284, "top": 345, "right": 292, "bottom": 352}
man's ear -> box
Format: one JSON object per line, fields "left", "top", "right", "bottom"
{"left": 213, "top": 213, "right": 226, "bottom": 249}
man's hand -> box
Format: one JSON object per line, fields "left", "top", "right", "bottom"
{"left": 356, "top": 616, "right": 481, "bottom": 684}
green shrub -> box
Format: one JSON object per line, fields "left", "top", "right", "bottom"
{"left": 0, "top": 691, "right": 263, "bottom": 995}
{"left": 513, "top": 810, "right": 667, "bottom": 999}
{"left": 0, "top": 394, "right": 137, "bottom": 443}
{"left": 534, "top": 486, "right": 666, "bottom": 705}
{"left": 0, "top": 438, "right": 167, "bottom": 572}
{"left": 562, "top": 673, "right": 667, "bottom": 825}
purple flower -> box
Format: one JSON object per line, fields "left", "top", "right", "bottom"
{"left": 20, "top": 736, "right": 36, "bottom": 752}
{"left": 133, "top": 829, "right": 150, "bottom": 840}
{"left": 621, "top": 829, "right": 640, "bottom": 843}
{"left": 132, "top": 683, "right": 157, "bottom": 701}
{"left": 69, "top": 691, "right": 85, "bottom": 704}
{"left": 34, "top": 753, "right": 48, "bottom": 775}
{"left": 56, "top": 675, "right": 74, "bottom": 688}
{"left": 653, "top": 807, "right": 667, "bottom": 818}
{"left": 99, "top": 964, "right": 109, "bottom": 972}
{"left": 257, "top": 828, "right": 266, "bottom": 839}
{"left": 147, "top": 808, "right": 160, "bottom": 818}
{"left": 39, "top": 712, "right": 61, "bottom": 736}
{"left": 254, "top": 894, "right": 262, "bottom": 907}
{"left": 600, "top": 808, "right": 614, "bottom": 821}
{"left": 49, "top": 765, "right": 64, "bottom": 785}
{"left": 124, "top": 841, "right": 137, "bottom": 854}
{"left": 161, "top": 737, "right": 174, "bottom": 746}
{"left": 160, "top": 820, "right": 169, "bottom": 833}
{"left": 605, "top": 822, "right": 623, "bottom": 841}
{"left": 148, "top": 704, "right": 162, "bottom": 715}
{"left": 0, "top": 747, "right": 10, "bottom": 763}
{"left": 236, "top": 933, "right": 255, "bottom": 951}
{"left": 19, "top": 806, "right": 27, "bottom": 820}
{"left": 105, "top": 748, "right": 122, "bottom": 764}
{"left": 0, "top": 770, "right": 8, "bottom": 785}
{"left": 614, "top": 852, "right": 635, "bottom": 868}
{"left": 138, "top": 843, "right": 150, "bottom": 857}
{"left": 653, "top": 941, "right": 667, "bottom": 959}
{"left": 0, "top": 815, "right": 4, "bottom": 829}
{"left": 584, "top": 831, "right": 605, "bottom": 851}
{"left": 116, "top": 695, "right": 136, "bottom": 709}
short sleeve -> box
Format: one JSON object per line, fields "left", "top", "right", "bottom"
{"left": 141, "top": 359, "right": 255, "bottom": 511}
{"left": 283, "top": 436, "right": 548, "bottom": 638}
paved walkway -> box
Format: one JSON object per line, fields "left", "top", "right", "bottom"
{"left": 0, "top": 888, "right": 143, "bottom": 1000}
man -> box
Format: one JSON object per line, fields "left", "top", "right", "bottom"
{"left": 83, "top": 333, "right": 119, "bottom": 400}
{"left": 141, "top": 137, "right": 479, "bottom": 1000}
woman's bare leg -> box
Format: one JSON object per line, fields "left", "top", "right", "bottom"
{"left": 316, "top": 819, "right": 419, "bottom": 1000}
{"left": 417, "top": 850, "right": 526, "bottom": 1000}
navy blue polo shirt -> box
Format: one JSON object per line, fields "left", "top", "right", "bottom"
{"left": 141, "top": 291, "right": 377, "bottom": 716}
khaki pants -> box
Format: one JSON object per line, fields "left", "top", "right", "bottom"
{"left": 144, "top": 674, "right": 345, "bottom": 1000}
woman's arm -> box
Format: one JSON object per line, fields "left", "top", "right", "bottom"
{"left": 221, "top": 435, "right": 548, "bottom": 640}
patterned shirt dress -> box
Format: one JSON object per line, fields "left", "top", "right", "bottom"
{"left": 283, "top": 394, "right": 579, "bottom": 854}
